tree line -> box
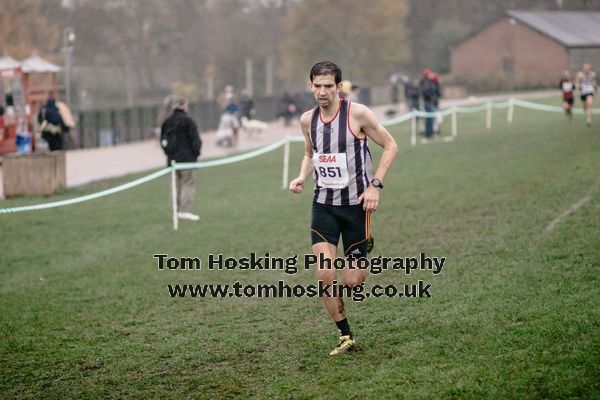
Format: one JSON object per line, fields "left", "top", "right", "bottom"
{"left": 1, "top": 0, "right": 599, "bottom": 106}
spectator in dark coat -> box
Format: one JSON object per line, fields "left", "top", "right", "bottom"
{"left": 160, "top": 97, "right": 202, "bottom": 221}
{"left": 404, "top": 78, "right": 421, "bottom": 112}
{"left": 420, "top": 69, "right": 436, "bottom": 138}
{"left": 278, "top": 92, "right": 299, "bottom": 126}
{"left": 38, "top": 97, "right": 67, "bottom": 151}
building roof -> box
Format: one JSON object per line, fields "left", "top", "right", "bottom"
{"left": 507, "top": 10, "right": 600, "bottom": 47}
{"left": 21, "top": 55, "right": 61, "bottom": 73}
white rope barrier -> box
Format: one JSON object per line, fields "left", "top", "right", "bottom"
{"left": 491, "top": 100, "right": 511, "bottom": 109}
{"left": 0, "top": 167, "right": 172, "bottom": 214}
{"left": 511, "top": 98, "right": 595, "bottom": 114}
{"left": 0, "top": 139, "right": 291, "bottom": 215}
{"left": 2, "top": 98, "right": 598, "bottom": 215}
{"left": 172, "top": 138, "right": 290, "bottom": 171}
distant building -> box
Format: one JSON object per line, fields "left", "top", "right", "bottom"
{"left": 451, "top": 11, "right": 600, "bottom": 88}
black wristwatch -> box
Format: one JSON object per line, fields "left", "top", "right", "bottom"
{"left": 370, "top": 178, "right": 384, "bottom": 189}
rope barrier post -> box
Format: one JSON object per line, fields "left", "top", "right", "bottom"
{"left": 171, "top": 161, "right": 178, "bottom": 231}
{"left": 411, "top": 111, "right": 417, "bottom": 146}
{"left": 282, "top": 138, "right": 290, "bottom": 189}
{"left": 507, "top": 98, "right": 514, "bottom": 124}
{"left": 451, "top": 107, "right": 457, "bottom": 137}
{"left": 486, "top": 100, "right": 492, "bottom": 131}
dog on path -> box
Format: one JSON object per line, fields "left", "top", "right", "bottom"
{"left": 240, "top": 116, "right": 268, "bottom": 138}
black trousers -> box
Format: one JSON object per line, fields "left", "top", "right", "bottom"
{"left": 42, "top": 131, "right": 64, "bottom": 151}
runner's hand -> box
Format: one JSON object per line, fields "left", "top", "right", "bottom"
{"left": 358, "top": 185, "right": 379, "bottom": 212}
{"left": 289, "top": 177, "right": 305, "bottom": 194}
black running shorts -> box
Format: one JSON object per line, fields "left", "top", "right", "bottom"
{"left": 581, "top": 93, "right": 594, "bottom": 102}
{"left": 310, "top": 201, "right": 371, "bottom": 259}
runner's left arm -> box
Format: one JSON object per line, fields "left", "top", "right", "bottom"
{"left": 355, "top": 104, "right": 398, "bottom": 211}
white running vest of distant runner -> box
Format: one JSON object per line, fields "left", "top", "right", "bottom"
{"left": 579, "top": 72, "right": 596, "bottom": 95}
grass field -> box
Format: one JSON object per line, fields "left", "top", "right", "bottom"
{"left": 1, "top": 99, "right": 599, "bottom": 399}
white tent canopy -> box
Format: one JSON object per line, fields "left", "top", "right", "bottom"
{"left": 0, "top": 54, "right": 62, "bottom": 73}
{"left": 0, "top": 56, "right": 22, "bottom": 71}
{"left": 21, "top": 55, "right": 62, "bottom": 73}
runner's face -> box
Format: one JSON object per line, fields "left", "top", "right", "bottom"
{"left": 310, "top": 75, "right": 341, "bottom": 108}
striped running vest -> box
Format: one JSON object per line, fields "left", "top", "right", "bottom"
{"left": 579, "top": 72, "right": 596, "bottom": 95}
{"left": 310, "top": 99, "right": 374, "bottom": 206}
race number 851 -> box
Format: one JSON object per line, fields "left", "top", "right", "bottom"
{"left": 318, "top": 167, "right": 342, "bottom": 178}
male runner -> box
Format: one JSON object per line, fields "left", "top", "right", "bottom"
{"left": 575, "top": 63, "right": 597, "bottom": 126}
{"left": 289, "top": 61, "right": 398, "bottom": 355}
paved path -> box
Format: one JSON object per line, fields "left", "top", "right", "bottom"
{"left": 0, "top": 90, "right": 559, "bottom": 199}
{"left": 65, "top": 121, "right": 299, "bottom": 187}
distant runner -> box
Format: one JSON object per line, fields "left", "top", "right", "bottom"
{"left": 575, "top": 63, "right": 597, "bottom": 127}
{"left": 559, "top": 70, "right": 575, "bottom": 121}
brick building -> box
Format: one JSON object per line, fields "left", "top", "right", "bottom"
{"left": 451, "top": 11, "right": 600, "bottom": 88}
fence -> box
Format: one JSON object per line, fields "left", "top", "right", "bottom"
{"left": 76, "top": 93, "right": 316, "bottom": 149}
{"left": 72, "top": 85, "right": 412, "bottom": 149}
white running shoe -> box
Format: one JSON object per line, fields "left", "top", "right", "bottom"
{"left": 177, "top": 212, "right": 200, "bottom": 221}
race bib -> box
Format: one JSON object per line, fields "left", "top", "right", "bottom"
{"left": 562, "top": 81, "right": 573, "bottom": 92}
{"left": 313, "top": 152, "right": 350, "bottom": 189}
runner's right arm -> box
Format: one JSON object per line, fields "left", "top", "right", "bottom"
{"left": 289, "top": 111, "right": 314, "bottom": 194}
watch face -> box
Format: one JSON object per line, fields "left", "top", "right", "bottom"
{"left": 372, "top": 179, "right": 382, "bottom": 188}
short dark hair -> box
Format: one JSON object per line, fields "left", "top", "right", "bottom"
{"left": 310, "top": 61, "right": 342, "bottom": 84}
